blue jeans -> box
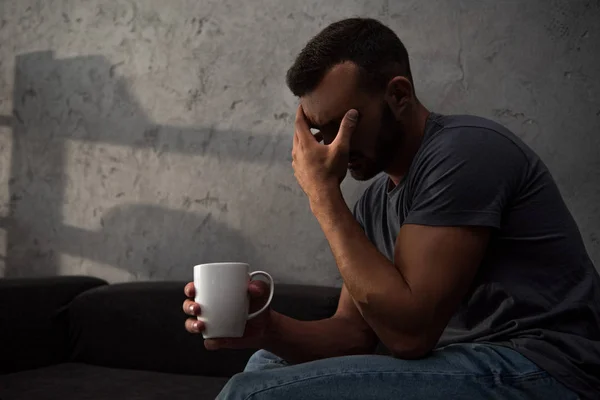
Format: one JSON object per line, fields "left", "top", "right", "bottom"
{"left": 217, "top": 343, "right": 578, "bottom": 399}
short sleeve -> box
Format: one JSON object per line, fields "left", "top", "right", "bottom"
{"left": 404, "top": 127, "right": 527, "bottom": 228}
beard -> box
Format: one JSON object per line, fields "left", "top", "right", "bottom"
{"left": 349, "top": 103, "right": 404, "bottom": 181}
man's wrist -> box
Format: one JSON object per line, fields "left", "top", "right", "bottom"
{"left": 308, "top": 185, "right": 344, "bottom": 216}
{"left": 263, "top": 309, "right": 282, "bottom": 341}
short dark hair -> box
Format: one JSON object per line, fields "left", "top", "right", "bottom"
{"left": 286, "top": 18, "right": 414, "bottom": 97}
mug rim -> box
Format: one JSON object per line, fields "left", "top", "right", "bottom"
{"left": 194, "top": 262, "right": 249, "bottom": 269}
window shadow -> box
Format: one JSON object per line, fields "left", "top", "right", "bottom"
{"left": 3, "top": 50, "right": 282, "bottom": 280}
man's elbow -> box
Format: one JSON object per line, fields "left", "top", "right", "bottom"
{"left": 387, "top": 336, "right": 436, "bottom": 360}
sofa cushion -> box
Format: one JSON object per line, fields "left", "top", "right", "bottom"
{"left": 68, "top": 281, "right": 256, "bottom": 377}
{"left": 0, "top": 363, "right": 229, "bottom": 400}
{"left": 0, "top": 276, "right": 107, "bottom": 373}
{"left": 68, "top": 281, "right": 340, "bottom": 377}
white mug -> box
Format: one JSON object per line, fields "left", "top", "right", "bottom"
{"left": 193, "top": 262, "right": 275, "bottom": 339}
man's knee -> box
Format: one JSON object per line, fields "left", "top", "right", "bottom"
{"left": 217, "top": 371, "right": 256, "bottom": 400}
{"left": 217, "top": 351, "right": 288, "bottom": 399}
{"left": 244, "top": 349, "right": 288, "bottom": 372}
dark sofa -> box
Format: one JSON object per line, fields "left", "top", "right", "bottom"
{"left": 0, "top": 276, "right": 340, "bottom": 399}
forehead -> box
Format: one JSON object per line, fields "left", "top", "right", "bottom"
{"left": 300, "top": 62, "right": 362, "bottom": 127}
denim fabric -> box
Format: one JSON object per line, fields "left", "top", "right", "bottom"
{"left": 217, "top": 343, "right": 579, "bottom": 399}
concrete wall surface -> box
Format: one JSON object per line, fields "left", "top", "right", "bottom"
{"left": 0, "top": 0, "right": 598, "bottom": 285}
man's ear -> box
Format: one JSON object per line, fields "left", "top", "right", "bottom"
{"left": 385, "top": 76, "right": 414, "bottom": 116}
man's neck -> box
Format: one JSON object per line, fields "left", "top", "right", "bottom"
{"left": 386, "top": 103, "right": 431, "bottom": 187}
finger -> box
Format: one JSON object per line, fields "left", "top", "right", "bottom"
{"left": 204, "top": 339, "right": 220, "bottom": 350}
{"left": 292, "top": 135, "right": 297, "bottom": 160}
{"left": 183, "top": 299, "right": 201, "bottom": 316}
{"left": 205, "top": 338, "right": 235, "bottom": 350}
{"left": 184, "top": 282, "right": 195, "bottom": 298}
{"left": 248, "top": 279, "right": 269, "bottom": 298}
{"left": 294, "top": 105, "right": 314, "bottom": 144}
{"left": 185, "top": 318, "right": 205, "bottom": 333}
{"left": 293, "top": 127, "right": 299, "bottom": 147}
{"left": 332, "top": 109, "right": 359, "bottom": 150}
{"left": 205, "top": 338, "right": 246, "bottom": 350}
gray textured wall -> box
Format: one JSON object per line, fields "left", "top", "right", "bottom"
{"left": 0, "top": 0, "right": 598, "bottom": 285}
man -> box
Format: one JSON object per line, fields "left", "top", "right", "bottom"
{"left": 184, "top": 18, "right": 600, "bottom": 399}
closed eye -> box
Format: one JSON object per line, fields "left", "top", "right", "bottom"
{"left": 308, "top": 120, "right": 341, "bottom": 144}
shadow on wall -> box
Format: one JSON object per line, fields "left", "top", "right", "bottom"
{"left": 2, "top": 51, "right": 281, "bottom": 280}
{"left": 59, "top": 204, "right": 255, "bottom": 280}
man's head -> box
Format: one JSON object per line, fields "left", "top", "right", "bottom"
{"left": 286, "top": 18, "right": 418, "bottom": 181}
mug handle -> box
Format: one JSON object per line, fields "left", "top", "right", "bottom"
{"left": 247, "top": 271, "right": 275, "bottom": 320}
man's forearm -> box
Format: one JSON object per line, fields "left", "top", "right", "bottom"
{"left": 308, "top": 188, "right": 426, "bottom": 356}
{"left": 263, "top": 311, "right": 376, "bottom": 364}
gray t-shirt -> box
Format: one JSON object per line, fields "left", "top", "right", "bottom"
{"left": 353, "top": 112, "right": 600, "bottom": 399}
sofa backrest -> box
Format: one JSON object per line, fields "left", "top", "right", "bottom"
{"left": 0, "top": 276, "right": 107, "bottom": 374}
{"left": 68, "top": 281, "right": 340, "bottom": 377}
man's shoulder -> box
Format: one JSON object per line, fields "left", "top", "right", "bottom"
{"left": 422, "top": 112, "right": 534, "bottom": 162}
{"left": 432, "top": 113, "right": 509, "bottom": 133}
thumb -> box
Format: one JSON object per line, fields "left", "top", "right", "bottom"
{"left": 333, "top": 109, "right": 359, "bottom": 150}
